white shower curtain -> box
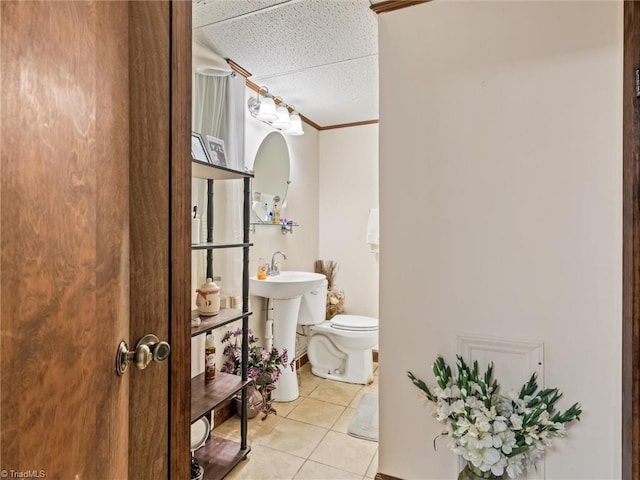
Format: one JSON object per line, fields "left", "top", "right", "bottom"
{"left": 192, "top": 72, "right": 245, "bottom": 304}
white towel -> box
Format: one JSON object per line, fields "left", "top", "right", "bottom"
{"left": 366, "top": 208, "right": 379, "bottom": 253}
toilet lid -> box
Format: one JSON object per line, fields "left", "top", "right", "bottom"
{"left": 331, "top": 314, "right": 378, "bottom": 332}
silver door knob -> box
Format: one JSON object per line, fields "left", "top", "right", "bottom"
{"left": 116, "top": 334, "right": 171, "bottom": 376}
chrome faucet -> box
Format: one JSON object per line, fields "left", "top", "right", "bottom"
{"left": 268, "top": 251, "right": 287, "bottom": 276}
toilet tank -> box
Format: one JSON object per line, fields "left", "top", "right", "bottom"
{"left": 298, "top": 279, "right": 328, "bottom": 325}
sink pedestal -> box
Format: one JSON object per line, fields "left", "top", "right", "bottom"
{"left": 272, "top": 297, "right": 301, "bottom": 402}
{"left": 249, "top": 271, "right": 326, "bottom": 403}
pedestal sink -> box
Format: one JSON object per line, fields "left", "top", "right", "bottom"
{"left": 250, "top": 271, "right": 326, "bottom": 402}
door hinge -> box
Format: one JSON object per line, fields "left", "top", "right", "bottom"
{"left": 636, "top": 69, "right": 640, "bottom": 98}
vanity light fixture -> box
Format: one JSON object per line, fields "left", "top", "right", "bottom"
{"left": 247, "top": 86, "right": 277, "bottom": 121}
{"left": 247, "top": 86, "right": 304, "bottom": 136}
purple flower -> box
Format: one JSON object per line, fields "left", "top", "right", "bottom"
{"left": 221, "top": 326, "right": 290, "bottom": 390}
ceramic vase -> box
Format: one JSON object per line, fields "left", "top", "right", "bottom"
{"left": 235, "top": 384, "right": 264, "bottom": 419}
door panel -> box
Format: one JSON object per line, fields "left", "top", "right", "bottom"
{"left": 168, "top": 2, "right": 193, "bottom": 479}
{"left": 1, "top": 2, "right": 129, "bottom": 478}
{"left": 623, "top": 3, "right": 640, "bottom": 479}
{"left": 0, "top": 2, "right": 192, "bottom": 479}
{"left": 128, "top": 2, "right": 170, "bottom": 477}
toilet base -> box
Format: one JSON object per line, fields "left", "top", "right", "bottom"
{"left": 310, "top": 362, "right": 374, "bottom": 385}
{"left": 308, "top": 333, "right": 374, "bottom": 385}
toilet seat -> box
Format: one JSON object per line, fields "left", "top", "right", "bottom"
{"left": 331, "top": 314, "right": 378, "bottom": 332}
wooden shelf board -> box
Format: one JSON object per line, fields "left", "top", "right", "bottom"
{"left": 191, "top": 309, "right": 251, "bottom": 337}
{"left": 191, "top": 372, "right": 248, "bottom": 423}
{"left": 192, "top": 160, "right": 253, "bottom": 181}
{"left": 194, "top": 436, "right": 250, "bottom": 480}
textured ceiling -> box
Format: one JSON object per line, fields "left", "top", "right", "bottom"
{"left": 193, "top": 0, "right": 379, "bottom": 128}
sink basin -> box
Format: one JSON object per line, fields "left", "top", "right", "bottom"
{"left": 250, "top": 271, "right": 326, "bottom": 300}
{"left": 250, "top": 270, "right": 326, "bottom": 402}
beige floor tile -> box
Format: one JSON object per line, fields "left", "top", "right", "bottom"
{"left": 293, "top": 460, "right": 361, "bottom": 480}
{"left": 309, "top": 430, "right": 378, "bottom": 476}
{"left": 255, "top": 417, "right": 328, "bottom": 458}
{"left": 298, "top": 363, "right": 312, "bottom": 373}
{"left": 331, "top": 407, "right": 356, "bottom": 434}
{"left": 309, "top": 381, "right": 362, "bottom": 407}
{"left": 298, "top": 367, "right": 323, "bottom": 397}
{"left": 287, "top": 397, "right": 346, "bottom": 429}
{"left": 213, "top": 411, "right": 283, "bottom": 444}
{"left": 365, "top": 451, "right": 378, "bottom": 478}
{"left": 226, "top": 444, "right": 305, "bottom": 480}
{"left": 273, "top": 396, "right": 303, "bottom": 417}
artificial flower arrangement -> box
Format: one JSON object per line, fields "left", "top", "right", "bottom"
{"left": 314, "top": 259, "right": 345, "bottom": 319}
{"left": 221, "top": 327, "right": 293, "bottom": 419}
{"left": 408, "top": 356, "right": 582, "bottom": 479}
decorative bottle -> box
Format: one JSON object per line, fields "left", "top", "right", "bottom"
{"left": 205, "top": 332, "right": 216, "bottom": 382}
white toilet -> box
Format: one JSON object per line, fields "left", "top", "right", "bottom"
{"left": 299, "top": 280, "right": 378, "bottom": 385}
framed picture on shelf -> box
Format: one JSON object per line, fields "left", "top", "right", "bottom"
{"left": 206, "top": 135, "right": 227, "bottom": 167}
{"left": 191, "top": 132, "right": 211, "bottom": 163}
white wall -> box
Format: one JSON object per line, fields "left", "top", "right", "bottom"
{"left": 378, "top": 2, "right": 622, "bottom": 479}
{"left": 319, "top": 125, "right": 379, "bottom": 319}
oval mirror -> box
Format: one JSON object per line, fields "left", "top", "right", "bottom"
{"left": 251, "top": 132, "right": 290, "bottom": 222}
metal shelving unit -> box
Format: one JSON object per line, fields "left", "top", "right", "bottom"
{"left": 191, "top": 161, "right": 253, "bottom": 480}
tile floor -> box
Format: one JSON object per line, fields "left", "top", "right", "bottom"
{"left": 213, "top": 362, "right": 379, "bottom": 480}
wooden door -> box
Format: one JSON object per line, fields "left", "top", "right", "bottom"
{"left": 0, "top": 2, "right": 191, "bottom": 479}
{"left": 623, "top": 3, "right": 640, "bottom": 479}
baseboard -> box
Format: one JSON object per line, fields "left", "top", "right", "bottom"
{"left": 295, "top": 353, "right": 309, "bottom": 370}
{"left": 375, "top": 473, "right": 402, "bottom": 480}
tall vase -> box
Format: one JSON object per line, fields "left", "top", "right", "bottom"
{"left": 235, "top": 384, "right": 264, "bottom": 419}
{"left": 458, "top": 464, "right": 503, "bottom": 480}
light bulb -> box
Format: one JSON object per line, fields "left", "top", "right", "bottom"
{"left": 256, "top": 96, "right": 277, "bottom": 121}
{"left": 284, "top": 112, "right": 304, "bottom": 135}
{"left": 271, "top": 105, "right": 291, "bottom": 129}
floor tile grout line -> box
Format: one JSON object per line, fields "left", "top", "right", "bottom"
{"left": 286, "top": 414, "right": 345, "bottom": 431}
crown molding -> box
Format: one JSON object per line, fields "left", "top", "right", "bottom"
{"left": 370, "top": 0, "right": 430, "bottom": 14}
{"left": 319, "top": 119, "right": 379, "bottom": 131}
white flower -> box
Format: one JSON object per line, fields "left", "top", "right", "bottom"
{"left": 408, "top": 357, "right": 582, "bottom": 480}
{"left": 506, "top": 390, "right": 520, "bottom": 401}
{"left": 466, "top": 446, "right": 502, "bottom": 472}
{"left": 506, "top": 454, "right": 525, "bottom": 478}
{"left": 498, "top": 430, "right": 517, "bottom": 454}
{"left": 491, "top": 461, "right": 506, "bottom": 477}
{"left": 525, "top": 447, "right": 545, "bottom": 469}
{"left": 553, "top": 422, "right": 566, "bottom": 434}
{"left": 450, "top": 399, "right": 466, "bottom": 414}
{"left": 510, "top": 414, "right": 523, "bottom": 430}
{"left": 493, "top": 418, "right": 508, "bottom": 433}
{"left": 451, "top": 385, "right": 462, "bottom": 398}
